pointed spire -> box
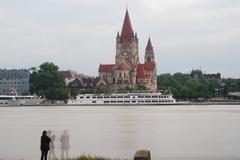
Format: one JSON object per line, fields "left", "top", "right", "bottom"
{"left": 120, "top": 9, "right": 133, "bottom": 43}
{"left": 146, "top": 37, "right": 153, "bottom": 50}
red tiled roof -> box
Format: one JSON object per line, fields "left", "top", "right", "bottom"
{"left": 99, "top": 64, "right": 114, "bottom": 73}
{"left": 146, "top": 37, "right": 153, "bottom": 50}
{"left": 120, "top": 10, "right": 134, "bottom": 43}
{"left": 143, "top": 63, "right": 155, "bottom": 70}
{"left": 61, "top": 70, "right": 84, "bottom": 79}
{"left": 62, "top": 71, "right": 74, "bottom": 78}
{"left": 137, "top": 64, "right": 150, "bottom": 78}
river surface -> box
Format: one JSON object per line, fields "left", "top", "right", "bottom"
{"left": 0, "top": 105, "right": 240, "bottom": 160}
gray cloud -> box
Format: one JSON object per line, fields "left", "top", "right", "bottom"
{"left": 0, "top": 0, "right": 239, "bottom": 78}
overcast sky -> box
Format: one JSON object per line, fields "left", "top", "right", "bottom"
{"left": 0, "top": 0, "right": 239, "bottom": 78}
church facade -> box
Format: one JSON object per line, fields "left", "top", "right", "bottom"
{"left": 97, "top": 10, "right": 157, "bottom": 92}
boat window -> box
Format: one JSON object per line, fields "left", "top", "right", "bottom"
{"left": 152, "top": 96, "right": 158, "bottom": 98}
{"left": 92, "top": 96, "right": 96, "bottom": 98}
{"left": 97, "top": 96, "right": 103, "bottom": 98}
{"left": 117, "top": 101, "right": 123, "bottom": 103}
{"left": 104, "top": 96, "right": 109, "bottom": 98}
{"left": 132, "top": 101, "right": 136, "bottom": 103}
{"left": 145, "top": 100, "right": 151, "bottom": 103}
{"left": 0, "top": 97, "right": 13, "bottom": 100}
{"left": 124, "top": 101, "right": 130, "bottom": 103}
{"left": 111, "top": 96, "right": 116, "bottom": 98}
{"left": 110, "top": 101, "right": 116, "bottom": 103}
{"left": 117, "top": 96, "right": 123, "bottom": 98}
{"left": 104, "top": 101, "right": 109, "bottom": 103}
{"left": 80, "top": 97, "right": 84, "bottom": 99}
{"left": 145, "top": 96, "right": 150, "bottom": 98}
{"left": 86, "top": 96, "right": 90, "bottom": 99}
{"left": 152, "top": 100, "right": 158, "bottom": 102}
{"left": 92, "top": 101, "right": 96, "bottom": 103}
{"left": 124, "top": 96, "right": 130, "bottom": 98}
{"left": 138, "top": 96, "right": 144, "bottom": 98}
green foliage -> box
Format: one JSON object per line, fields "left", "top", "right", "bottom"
{"left": 80, "top": 88, "right": 95, "bottom": 94}
{"left": 157, "top": 73, "right": 223, "bottom": 99}
{"left": 21, "top": 90, "right": 30, "bottom": 95}
{"left": 96, "top": 86, "right": 110, "bottom": 94}
{"left": 29, "top": 62, "right": 68, "bottom": 100}
{"left": 68, "top": 155, "right": 105, "bottom": 160}
{"left": 118, "top": 86, "right": 134, "bottom": 93}
{"left": 118, "top": 85, "right": 147, "bottom": 93}
{"left": 224, "top": 78, "right": 240, "bottom": 92}
{"left": 70, "top": 88, "right": 79, "bottom": 98}
{"left": 137, "top": 85, "right": 147, "bottom": 90}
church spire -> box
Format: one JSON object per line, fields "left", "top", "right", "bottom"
{"left": 120, "top": 9, "right": 134, "bottom": 43}
{"left": 145, "top": 37, "right": 155, "bottom": 64}
{"left": 146, "top": 37, "right": 153, "bottom": 50}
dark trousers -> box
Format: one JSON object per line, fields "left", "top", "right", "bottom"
{"left": 41, "top": 150, "right": 48, "bottom": 160}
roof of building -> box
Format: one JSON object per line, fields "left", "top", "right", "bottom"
{"left": 137, "top": 64, "right": 150, "bottom": 78}
{"left": 98, "top": 64, "right": 114, "bottom": 73}
{"left": 0, "top": 69, "right": 30, "bottom": 79}
{"left": 61, "top": 70, "right": 84, "bottom": 79}
{"left": 120, "top": 9, "right": 134, "bottom": 43}
{"left": 62, "top": 70, "right": 74, "bottom": 78}
{"left": 142, "top": 63, "right": 155, "bottom": 71}
{"left": 146, "top": 37, "right": 153, "bottom": 50}
{"left": 68, "top": 77, "right": 98, "bottom": 88}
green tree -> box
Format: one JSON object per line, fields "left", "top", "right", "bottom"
{"left": 80, "top": 88, "right": 95, "bottom": 94}
{"left": 96, "top": 87, "right": 110, "bottom": 94}
{"left": 29, "top": 62, "right": 68, "bottom": 100}
{"left": 137, "top": 85, "right": 147, "bottom": 90}
{"left": 70, "top": 88, "right": 79, "bottom": 98}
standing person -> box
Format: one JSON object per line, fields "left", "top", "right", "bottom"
{"left": 47, "top": 130, "right": 57, "bottom": 160}
{"left": 60, "top": 130, "right": 70, "bottom": 160}
{"left": 40, "top": 130, "right": 51, "bottom": 160}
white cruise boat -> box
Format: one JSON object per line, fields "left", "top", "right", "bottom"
{"left": 68, "top": 92, "right": 179, "bottom": 105}
{"left": 0, "top": 95, "right": 44, "bottom": 107}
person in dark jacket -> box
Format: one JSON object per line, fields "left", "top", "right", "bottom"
{"left": 40, "top": 130, "right": 51, "bottom": 160}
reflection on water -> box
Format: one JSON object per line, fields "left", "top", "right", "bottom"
{"left": 0, "top": 105, "right": 240, "bottom": 160}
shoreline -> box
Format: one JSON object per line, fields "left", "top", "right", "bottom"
{"left": 32, "top": 101, "right": 240, "bottom": 106}
{"left": 1, "top": 101, "right": 240, "bottom": 107}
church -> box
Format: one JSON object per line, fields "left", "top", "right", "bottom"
{"left": 97, "top": 10, "right": 157, "bottom": 92}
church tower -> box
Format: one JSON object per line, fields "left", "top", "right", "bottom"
{"left": 116, "top": 10, "right": 139, "bottom": 86}
{"left": 144, "top": 37, "right": 155, "bottom": 64}
{"left": 144, "top": 37, "right": 157, "bottom": 91}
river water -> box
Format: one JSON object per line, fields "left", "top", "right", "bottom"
{"left": 0, "top": 105, "right": 240, "bottom": 160}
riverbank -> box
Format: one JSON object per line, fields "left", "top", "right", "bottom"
{"left": 188, "top": 101, "right": 240, "bottom": 105}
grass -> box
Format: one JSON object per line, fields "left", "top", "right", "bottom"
{"left": 68, "top": 155, "right": 106, "bottom": 160}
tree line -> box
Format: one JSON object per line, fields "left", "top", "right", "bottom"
{"left": 157, "top": 73, "right": 240, "bottom": 99}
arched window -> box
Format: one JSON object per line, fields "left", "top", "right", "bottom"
{"left": 147, "top": 57, "right": 151, "bottom": 63}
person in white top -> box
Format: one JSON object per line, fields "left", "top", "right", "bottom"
{"left": 60, "top": 130, "right": 70, "bottom": 160}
